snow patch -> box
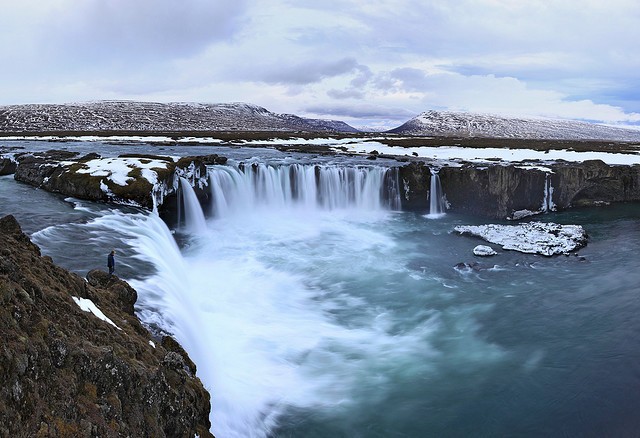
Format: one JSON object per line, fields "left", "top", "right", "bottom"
{"left": 75, "top": 157, "right": 171, "bottom": 186}
{"left": 473, "top": 245, "right": 497, "bottom": 256}
{"left": 454, "top": 222, "right": 587, "bottom": 256}
{"left": 72, "top": 296, "right": 121, "bottom": 330}
{"left": 334, "top": 144, "right": 640, "bottom": 166}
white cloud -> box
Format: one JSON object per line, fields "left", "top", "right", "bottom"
{"left": 0, "top": 0, "right": 638, "bottom": 127}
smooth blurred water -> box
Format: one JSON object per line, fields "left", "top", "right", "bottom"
{"left": 1, "top": 164, "right": 640, "bottom": 437}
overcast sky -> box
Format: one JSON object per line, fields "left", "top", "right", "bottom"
{"left": 1, "top": 0, "right": 639, "bottom": 129}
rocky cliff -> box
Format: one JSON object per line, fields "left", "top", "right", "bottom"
{"left": 399, "top": 160, "right": 640, "bottom": 218}
{"left": 0, "top": 214, "right": 214, "bottom": 437}
{"left": 3, "top": 147, "right": 639, "bottom": 220}
{"left": 7, "top": 150, "right": 224, "bottom": 210}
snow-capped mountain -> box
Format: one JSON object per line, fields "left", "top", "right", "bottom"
{"left": 389, "top": 110, "right": 640, "bottom": 141}
{"left": 0, "top": 101, "right": 359, "bottom": 133}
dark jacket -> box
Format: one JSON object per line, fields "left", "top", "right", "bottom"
{"left": 108, "top": 253, "right": 115, "bottom": 268}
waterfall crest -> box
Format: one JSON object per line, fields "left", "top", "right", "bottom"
{"left": 208, "top": 163, "right": 400, "bottom": 218}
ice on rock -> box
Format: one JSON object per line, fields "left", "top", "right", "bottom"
{"left": 455, "top": 222, "right": 587, "bottom": 256}
{"left": 473, "top": 245, "right": 497, "bottom": 256}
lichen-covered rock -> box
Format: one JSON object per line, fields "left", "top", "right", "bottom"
{"left": 86, "top": 269, "right": 138, "bottom": 316}
{"left": 0, "top": 214, "right": 214, "bottom": 438}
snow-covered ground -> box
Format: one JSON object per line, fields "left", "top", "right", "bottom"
{"left": 75, "top": 157, "right": 174, "bottom": 186}
{"left": 336, "top": 143, "right": 640, "bottom": 166}
{"left": 3, "top": 134, "right": 639, "bottom": 167}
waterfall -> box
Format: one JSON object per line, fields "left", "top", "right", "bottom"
{"left": 116, "top": 165, "right": 408, "bottom": 437}
{"left": 179, "top": 177, "right": 207, "bottom": 234}
{"left": 541, "top": 173, "right": 556, "bottom": 212}
{"left": 427, "top": 170, "right": 446, "bottom": 218}
{"left": 208, "top": 163, "right": 400, "bottom": 217}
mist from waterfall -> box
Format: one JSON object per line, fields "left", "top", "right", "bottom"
{"left": 131, "top": 162, "right": 428, "bottom": 437}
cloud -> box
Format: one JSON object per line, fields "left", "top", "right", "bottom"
{"left": 235, "top": 57, "right": 363, "bottom": 86}
{"left": 304, "top": 103, "right": 416, "bottom": 120}
{"left": 54, "top": 0, "right": 249, "bottom": 60}
{"left": 0, "top": 0, "right": 639, "bottom": 128}
{"left": 0, "top": 0, "right": 249, "bottom": 72}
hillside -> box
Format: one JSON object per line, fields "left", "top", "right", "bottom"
{"left": 388, "top": 110, "right": 640, "bottom": 141}
{"left": 0, "top": 101, "right": 359, "bottom": 134}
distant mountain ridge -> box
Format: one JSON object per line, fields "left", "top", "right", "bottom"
{"left": 0, "top": 101, "right": 359, "bottom": 133}
{"left": 388, "top": 110, "right": 640, "bottom": 141}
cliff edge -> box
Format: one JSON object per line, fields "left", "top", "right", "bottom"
{"left": 0, "top": 214, "right": 213, "bottom": 437}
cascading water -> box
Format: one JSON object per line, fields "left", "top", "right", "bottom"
{"left": 133, "top": 163, "right": 421, "bottom": 437}
{"left": 208, "top": 162, "right": 401, "bottom": 217}
{"left": 179, "top": 177, "right": 207, "bottom": 233}
{"left": 427, "top": 169, "right": 446, "bottom": 218}
{"left": 541, "top": 173, "right": 556, "bottom": 212}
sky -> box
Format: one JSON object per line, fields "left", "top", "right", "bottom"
{"left": 0, "top": 0, "right": 639, "bottom": 129}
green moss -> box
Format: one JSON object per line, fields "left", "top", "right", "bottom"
{"left": 126, "top": 167, "right": 142, "bottom": 178}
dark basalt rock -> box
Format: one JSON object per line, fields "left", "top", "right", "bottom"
{"left": 0, "top": 214, "right": 214, "bottom": 438}
{"left": 0, "top": 157, "right": 17, "bottom": 175}
{"left": 399, "top": 160, "right": 640, "bottom": 218}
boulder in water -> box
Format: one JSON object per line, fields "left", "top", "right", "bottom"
{"left": 473, "top": 245, "right": 497, "bottom": 256}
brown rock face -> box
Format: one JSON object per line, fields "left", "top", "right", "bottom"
{"left": 0, "top": 214, "right": 213, "bottom": 438}
{"left": 10, "top": 150, "right": 225, "bottom": 211}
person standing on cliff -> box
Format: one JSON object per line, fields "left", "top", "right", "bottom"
{"left": 108, "top": 250, "right": 116, "bottom": 276}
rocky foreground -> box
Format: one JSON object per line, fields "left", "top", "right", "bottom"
{"left": 0, "top": 215, "right": 213, "bottom": 437}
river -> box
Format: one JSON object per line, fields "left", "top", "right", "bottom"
{"left": 1, "top": 140, "right": 639, "bottom": 437}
